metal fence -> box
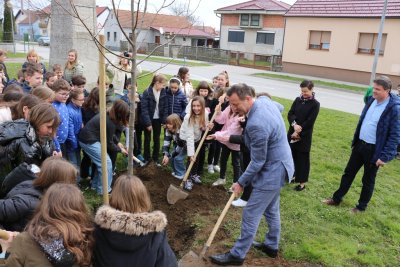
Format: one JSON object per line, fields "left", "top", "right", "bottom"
{"left": 121, "top": 41, "right": 283, "bottom": 71}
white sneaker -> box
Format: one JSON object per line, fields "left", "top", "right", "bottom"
{"left": 232, "top": 199, "right": 247, "bottom": 207}
{"left": 213, "top": 165, "right": 220, "bottom": 172}
{"left": 172, "top": 173, "right": 183, "bottom": 180}
{"left": 207, "top": 165, "right": 214, "bottom": 174}
{"left": 212, "top": 178, "right": 226, "bottom": 186}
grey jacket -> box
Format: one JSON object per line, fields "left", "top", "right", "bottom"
{"left": 238, "top": 96, "right": 294, "bottom": 190}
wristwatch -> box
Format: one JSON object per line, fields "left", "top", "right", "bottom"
{"left": 291, "top": 121, "right": 297, "bottom": 127}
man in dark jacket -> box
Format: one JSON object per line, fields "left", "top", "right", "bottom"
{"left": 324, "top": 76, "right": 400, "bottom": 213}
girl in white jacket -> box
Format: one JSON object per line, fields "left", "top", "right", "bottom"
{"left": 179, "top": 96, "right": 209, "bottom": 190}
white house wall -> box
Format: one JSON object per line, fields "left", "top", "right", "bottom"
{"left": 219, "top": 25, "right": 284, "bottom": 57}
{"left": 96, "top": 9, "right": 110, "bottom": 35}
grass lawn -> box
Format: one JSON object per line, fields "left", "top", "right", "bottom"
{"left": 235, "top": 58, "right": 271, "bottom": 67}
{"left": 4, "top": 52, "right": 26, "bottom": 58}
{"left": 136, "top": 54, "right": 211, "bottom": 67}
{"left": 253, "top": 73, "right": 368, "bottom": 93}
{"left": 6, "top": 63, "right": 398, "bottom": 266}
{"left": 89, "top": 74, "right": 399, "bottom": 266}
{"left": 5, "top": 62, "right": 49, "bottom": 80}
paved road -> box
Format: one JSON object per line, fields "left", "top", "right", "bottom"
{"left": 14, "top": 43, "right": 364, "bottom": 115}
{"left": 138, "top": 61, "right": 365, "bottom": 115}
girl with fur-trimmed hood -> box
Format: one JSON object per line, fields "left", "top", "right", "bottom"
{"left": 93, "top": 175, "right": 177, "bottom": 267}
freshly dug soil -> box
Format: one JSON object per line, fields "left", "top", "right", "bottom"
{"left": 133, "top": 163, "right": 322, "bottom": 267}
{"left": 135, "top": 163, "right": 229, "bottom": 257}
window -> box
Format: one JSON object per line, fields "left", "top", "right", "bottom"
{"left": 228, "top": 30, "right": 245, "bottom": 43}
{"left": 240, "top": 14, "right": 260, "bottom": 27}
{"left": 107, "top": 32, "right": 110, "bottom": 41}
{"left": 358, "top": 33, "right": 387, "bottom": 55}
{"left": 114, "top": 32, "right": 117, "bottom": 42}
{"left": 256, "top": 32, "right": 275, "bottom": 45}
{"left": 309, "top": 31, "right": 331, "bottom": 50}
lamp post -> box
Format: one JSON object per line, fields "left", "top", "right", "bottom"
{"left": 369, "top": 0, "right": 388, "bottom": 85}
{"left": 6, "top": 0, "right": 16, "bottom": 54}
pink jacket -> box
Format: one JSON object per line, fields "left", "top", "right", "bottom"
{"left": 214, "top": 106, "right": 242, "bottom": 151}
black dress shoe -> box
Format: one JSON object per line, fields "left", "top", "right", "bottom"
{"left": 294, "top": 184, "right": 306, "bottom": 191}
{"left": 253, "top": 241, "right": 278, "bottom": 258}
{"left": 209, "top": 252, "right": 244, "bottom": 266}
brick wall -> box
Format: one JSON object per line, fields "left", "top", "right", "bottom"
{"left": 222, "top": 14, "right": 239, "bottom": 26}
{"left": 263, "top": 15, "right": 285, "bottom": 28}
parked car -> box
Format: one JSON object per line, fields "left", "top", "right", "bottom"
{"left": 38, "top": 36, "right": 50, "bottom": 46}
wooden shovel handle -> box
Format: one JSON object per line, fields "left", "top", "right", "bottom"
{"left": 179, "top": 105, "right": 220, "bottom": 187}
{"left": 200, "top": 193, "right": 236, "bottom": 257}
{"left": 0, "top": 229, "right": 10, "bottom": 240}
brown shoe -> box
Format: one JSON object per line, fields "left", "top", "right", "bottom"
{"left": 322, "top": 198, "right": 339, "bottom": 206}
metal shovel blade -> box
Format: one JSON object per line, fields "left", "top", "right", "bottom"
{"left": 167, "top": 184, "right": 189, "bottom": 205}
{"left": 178, "top": 250, "right": 208, "bottom": 267}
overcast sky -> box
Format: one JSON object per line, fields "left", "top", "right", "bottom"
{"left": 4, "top": 0, "right": 296, "bottom": 28}
{"left": 95, "top": 0, "right": 297, "bottom": 28}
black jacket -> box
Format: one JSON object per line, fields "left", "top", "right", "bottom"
{"left": 0, "top": 180, "right": 42, "bottom": 231}
{"left": 79, "top": 113, "right": 121, "bottom": 153}
{"left": 141, "top": 87, "right": 168, "bottom": 127}
{"left": 94, "top": 205, "right": 177, "bottom": 267}
{"left": 287, "top": 97, "right": 320, "bottom": 152}
{"left": 0, "top": 120, "right": 54, "bottom": 183}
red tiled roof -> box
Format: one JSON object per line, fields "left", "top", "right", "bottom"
{"left": 151, "top": 26, "right": 215, "bottom": 38}
{"left": 285, "top": 0, "right": 400, "bottom": 18}
{"left": 216, "top": 0, "right": 291, "bottom": 12}
{"left": 18, "top": 10, "right": 40, "bottom": 24}
{"left": 193, "top": 26, "right": 219, "bottom": 36}
{"left": 112, "top": 9, "right": 192, "bottom": 29}
{"left": 96, "top": 6, "right": 108, "bottom": 16}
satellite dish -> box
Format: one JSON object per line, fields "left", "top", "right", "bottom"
{"left": 159, "top": 27, "right": 164, "bottom": 35}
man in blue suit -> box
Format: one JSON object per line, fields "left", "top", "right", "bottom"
{"left": 210, "top": 83, "right": 294, "bottom": 266}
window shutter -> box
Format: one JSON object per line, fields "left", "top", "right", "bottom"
{"left": 321, "top": 31, "right": 331, "bottom": 43}
{"left": 358, "top": 33, "right": 373, "bottom": 49}
{"left": 309, "top": 31, "right": 321, "bottom": 45}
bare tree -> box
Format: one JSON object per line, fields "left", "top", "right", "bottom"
{"left": 50, "top": 0, "right": 201, "bottom": 175}
{"left": 169, "top": 0, "right": 201, "bottom": 25}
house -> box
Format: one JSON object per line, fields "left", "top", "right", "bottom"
{"left": 215, "top": 0, "right": 290, "bottom": 59}
{"left": 15, "top": 6, "right": 110, "bottom": 40}
{"left": 96, "top": 6, "right": 110, "bottom": 35}
{"left": 15, "top": 8, "right": 50, "bottom": 40}
{"left": 283, "top": 0, "right": 400, "bottom": 85}
{"left": 103, "top": 9, "right": 218, "bottom": 51}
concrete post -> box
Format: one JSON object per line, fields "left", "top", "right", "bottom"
{"left": 49, "top": 0, "right": 99, "bottom": 88}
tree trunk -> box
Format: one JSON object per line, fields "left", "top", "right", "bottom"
{"left": 127, "top": 0, "right": 138, "bottom": 175}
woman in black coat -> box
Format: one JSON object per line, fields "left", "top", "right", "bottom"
{"left": 287, "top": 80, "right": 320, "bottom": 191}
{"left": 94, "top": 175, "right": 177, "bottom": 267}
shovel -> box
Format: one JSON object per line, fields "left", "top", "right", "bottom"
{"left": 167, "top": 108, "right": 219, "bottom": 205}
{"left": 178, "top": 193, "right": 236, "bottom": 266}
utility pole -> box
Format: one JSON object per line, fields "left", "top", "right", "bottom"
{"left": 369, "top": 0, "right": 388, "bottom": 85}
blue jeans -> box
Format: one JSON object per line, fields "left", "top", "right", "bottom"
{"left": 171, "top": 146, "right": 186, "bottom": 177}
{"left": 79, "top": 141, "right": 112, "bottom": 194}
{"left": 67, "top": 148, "right": 81, "bottom": 183}
{"left": 230, "top": 188, "right": 281, "bottom": 259}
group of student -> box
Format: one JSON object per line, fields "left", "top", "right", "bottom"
{"left": 0, "top": 46, "right": 327, "bottom": 265}
{"left": 0, "top": 48, "right": 179, "bottom": 266}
